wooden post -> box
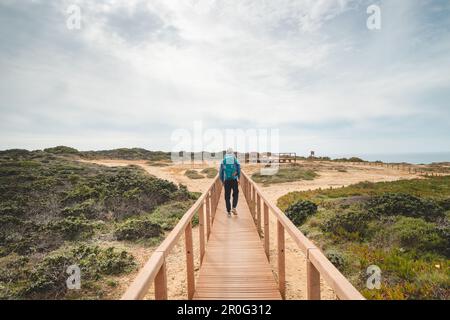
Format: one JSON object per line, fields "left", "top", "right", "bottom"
{"left": 198, "top": 203, "right": 205, "bottom": 264}
{"left": 185, "top": 222, "right": 195, "bottom": 299}
{"left": 257, "top": 194, "right": 261, "bottom": 235}
{"left": 154, "top": 259, "right": 168, "bottom": 300}
{"left": 307, "top": 256, "right": 321, "bottom": 300}
{"left": 217, "top": 180, "right": 221, "bottom": 209}
{"left": 252, "top": 187, "right": 256, "bottom": 217}
{"left": 277, "top": 221, "right": 286, "bottom": 299}
{"left": 246, "top": 182, "right": 250, "bottom": 204}
{"left": 211, "top": 185, "right": 216, "bottom": 222}
{"left": 206, "top": 193, "right": 211, "bottom": 239}
{"left": 264, "top": 202, "right": 269, "bottom": 260}
{"left": 215, "top": 180, "right": 220, "bottom": 210}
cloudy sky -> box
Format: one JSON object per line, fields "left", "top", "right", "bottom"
{"left": 1, "top": 0, "right": 449, "bottom": 156}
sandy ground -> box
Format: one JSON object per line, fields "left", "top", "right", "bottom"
{"left": 79, "top": 159, "right": 215, "bottom": 193}
{"left": 80, "top": 159, "right": 421, "bottom": 300}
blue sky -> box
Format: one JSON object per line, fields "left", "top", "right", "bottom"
{"left": 0, "top": 0, "right": 449, "bottom": 156}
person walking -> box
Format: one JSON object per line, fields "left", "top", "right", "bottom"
{"left": 220, "top": 148, "right": 241, "bottom": 217}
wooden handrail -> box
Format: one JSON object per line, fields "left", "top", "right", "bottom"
{"left": 241, "top": 171, "right": 365, "bottom": 300}
{"left": 121, "top": 175, "right": 222, "bottom": 300}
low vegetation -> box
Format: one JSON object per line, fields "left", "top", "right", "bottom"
{"left": 185, "top": 169, "right": 205, "bottom": 179}
{"left": 285, "top": 200, "right": 318, "bottom": 226}
{"left": 201, "top": 167, "right": 218, "bottom": 178}
{"left": 185, "top": 168, "right": 218, "bottom": 180}
{"left": 80, "top": 148, "right": 170, "bottom": 161}
{"left": 0, "top": 148, "right": 197, "bottom": 299}
{"left": 251, "top": 165, "right": 318, "bottom": 186}
{"left": 278, "top": 176, "right": 450, "bottom": 300}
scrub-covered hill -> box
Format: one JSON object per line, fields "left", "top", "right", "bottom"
{"left": 0, "top": 149, "right": 197, "bottom": 299}
{"left": 278, "top": 177, "right": 450, "bottom": 300}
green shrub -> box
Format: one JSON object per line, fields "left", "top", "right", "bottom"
{"left": 170, "top": 185, "right": 199, "bottom": 202}
{"left": 325, "top": 249, "right": 346, "bottom": 269}
{"left": 26, "top": 251, "right": 77, "bottom": 297}
{"left": 352, "top": 245, "right": 449, "bottom": 299}
{"left": 438, "top": 198, "right": 450, "bottom": 211}
{"left": 44, "top": 146, "right": 79, "bottom": 155}
{"left": 150, "top": 201, "right": 196, "bottom": 229}
{"left": 63, "top": 185, "right": 98, "bottom": 203}
{"left": 285, "top": 200, "right": 318, "bottom": 226}
{"left": 0, "top": 201, "right": 24, "bottom": 216}
{"left": 25, "top": 245, "right": 135, "bottom": 298}
{"left": 185, "top": 170, "right": 204, "bottom": 179}
{"left": 252, "top": 167, "right": 318, "bottom": 186}
{"left": 80, "top": 148, "right": 170, "bottom": 161}
{"left": 62, "top": 199, "right": 97, "bottom": 217}
{"left": 278, "top": 176, "right": 450, "bottom": 210}
{"left": 201, "top": 168, "right": 218, "bottom": 178}
{"left": 72, "top": 245, "right": 135, "bottom": 276}
{"left": 114, "top": 218, "right": 162, "bottom": 241}
{"left": 389, "top": 217, "right": 447, "bottom": 255}
{"left": 46, "top": 216, "right": 99, "bottom": 240}
{"left": 367, "top": 193, "right": 444, "bottom": 221}
{"left": 0, "top": 254, "right": 30, "bottom": 298}
{"left": 322, "top": 210, "right": 370, "bottom": 236}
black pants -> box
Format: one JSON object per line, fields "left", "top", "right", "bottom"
{"left": 224, "top": 179, "right": 239, "bottom": 212}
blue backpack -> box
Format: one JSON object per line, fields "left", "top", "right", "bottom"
{"left": 223, "top": 155, "right": 238, "bottom": 180}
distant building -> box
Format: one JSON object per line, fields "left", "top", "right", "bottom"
{"left": 310, "top": 151, "right": 315, "bottom": 158}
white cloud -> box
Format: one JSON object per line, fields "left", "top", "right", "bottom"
{"left": 0, "top": 0, "right": 449, "bottom": 154}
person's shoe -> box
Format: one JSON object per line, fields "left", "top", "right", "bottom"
{"left": 227, "top": 211, "right": 231, "bottom": 217}
{"left": 232, "top": 208, "right": 237, "bottom": 215}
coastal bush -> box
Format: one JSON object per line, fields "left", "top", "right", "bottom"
{"left": 26, "top": 245, "right": 135, "bottom": 298}
{"left": 185, "top": 170, "right": 204, "bottom": 179}
{"left": 278, "top": 174, "right": 450, "bottom": 300}
{"left": 277, "top": 176, "right": 450, "bottom": 210}
{"left": 367, "top": 193, "right": 444, "bottom": 221}
{"left": 325, "top": 249, "right": 346, "bottom": 269}
{"left": 252, "top": 166, "right": 318, "bottom": 186}
{"left": 80, "top": 148, "right": 170, "bottom": 161}
{"left": 46, "top": 216, "right": 99, "bottom": 240}
{"left": 44, "top": 146, "right": 79, "bottom": 155}
{"left": 322, "top": 210, "right": 370, "bottom": 238}
{"left": 201, "top": 168, "right": 218, "bottom": 178}
{"left": 0, "top": 148, "right": 200, "bottom": 299}
{"left": 114, "top": 218, "right": 162, "bottom": 241}
{"left": 388, "top": 217, "right": 447, "bottom": 254}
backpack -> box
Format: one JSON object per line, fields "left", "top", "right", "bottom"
{"left": 223, "top": 155, "right": 238, "bottom": 180}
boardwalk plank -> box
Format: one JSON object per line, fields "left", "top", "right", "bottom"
{"left": 193, "top": 185, "right": 282, "bottom": 300}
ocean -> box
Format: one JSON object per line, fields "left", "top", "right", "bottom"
{"left": 327, "top": 152, "right": 450, "bottom": 165}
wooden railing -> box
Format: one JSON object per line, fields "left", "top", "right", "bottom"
{"left": 121, "top": 175, "right": 222, "bottom": 300}
{"left": 240, "top": 171, "right": 365, "bottom": 300}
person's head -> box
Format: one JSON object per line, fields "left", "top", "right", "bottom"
{"left": 226, "top": 148, "right": 234, "bottom": 155}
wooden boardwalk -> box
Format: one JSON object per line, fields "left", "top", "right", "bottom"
{"left": 194, "top": 186, "right": 281, "bottom": 300}
{"left": 122, "top": 173, "right": 364, "bottom": 301}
